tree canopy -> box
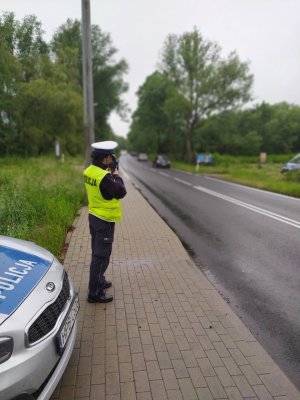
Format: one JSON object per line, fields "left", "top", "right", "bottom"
{"left": 151, "top": 28, "right": 253, "bottom": 162}
{"left": 1, "top": 15, "right": 300, "bottom": 160}
{"left": 0, "top": 12, "right": 128, "bottom": 156}
{"left": 128, "top": 29, "right": 300, "bottom": 160}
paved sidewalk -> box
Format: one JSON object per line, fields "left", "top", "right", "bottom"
{"left": 52, "top": 179, "right": 300, "bottom": 400}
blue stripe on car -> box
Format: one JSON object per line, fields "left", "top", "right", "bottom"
{"left": 0, "top": 246, "right": 52, "bottom": 321}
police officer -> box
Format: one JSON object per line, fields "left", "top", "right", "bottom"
{"left": 83, "top": 141, "right": 127, "bottom": 303}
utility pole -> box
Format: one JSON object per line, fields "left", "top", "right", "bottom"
{"left": 82, "top": 0, "right": 95, "bottom": 165}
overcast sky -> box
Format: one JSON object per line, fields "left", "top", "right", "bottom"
{"left": 2, "top": 0, "right": 300, "bottom": 137}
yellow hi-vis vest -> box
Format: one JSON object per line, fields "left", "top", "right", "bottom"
{"left": 83, "top": 165, "right": 122, "bottom": 222}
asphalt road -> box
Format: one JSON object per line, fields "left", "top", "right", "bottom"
{"left": 121, "top": 154, "right": 300, "bottom": 389}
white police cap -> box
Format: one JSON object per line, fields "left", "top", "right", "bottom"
{"left": 91, "top": 140, "right": 118, "bottom": 154}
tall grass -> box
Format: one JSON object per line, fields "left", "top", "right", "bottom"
{"left": 0, "top": 156, "right": 85, "bottom": 258}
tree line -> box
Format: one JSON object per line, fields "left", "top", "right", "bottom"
{"left": 128, "top": 29, "right": 300, "bottom": 161}
{"left": 0, "top": 12, "right": 128, "bottom": 156}
{"left": 1, "top": 15, "right": 300, "bottom": 161}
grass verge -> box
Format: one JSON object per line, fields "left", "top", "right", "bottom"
{"left": 0, "top": 156, "right": 85, "bottom": 258}
{"left": 172, "top": 154, "right": 300, "bottom": 198}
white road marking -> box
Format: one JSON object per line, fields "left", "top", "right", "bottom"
{"left": 193, "top": 185, "right": 300, "bottom": 229}
{"left": 159, "top": 172, "right": 169, "bottom": 177}
{"left": 174, "top": 177, "right": 192, "bottom": 186}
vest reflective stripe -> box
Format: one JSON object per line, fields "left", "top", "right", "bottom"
{"left": 83, "top": 165, "right": 122, "bottom": 222}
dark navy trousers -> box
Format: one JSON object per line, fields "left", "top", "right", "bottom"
{"left": 88, "top": 214, "right": 115, "bottom": 296}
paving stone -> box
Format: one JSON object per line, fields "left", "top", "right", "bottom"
{"left": 142, "top": 344, "right": 157, "bottom": 361}
{"left": 140, "top": 330, "right": 153, "bottom": 345}
{"left": 222, "top": 357, "right": 242, "bottom": 376}
{"left": 166, "top": 343, "right": 182, "bottom": 360}
{"left": 187, "top": 367, "right": 206, "bottom": 388}
{"left": 136, "top": 392, "right": 152, "bottom": 400}
{"left": 157, "top": 351, "right": 173, "bottom": 369}
{"left": 90, "top": 384, "right": 105, "bottom": 400}
{"left": 146, "top": 360, "right": 162, "bottom": 380}
{"left": 166, "top": 389, "right": 183, "bottom": 400}
{"left": 252, "top": 385, "right": 273, "bottom": 400}
{"left": 106, "top": 372, "right": 120, "bottom": 395}
{"left": 91, "top": 364, "right": 105, "bottom": 385}
{"left": 214, "top": 366, "right": 235, "bottom": 388}
{"left": 205, "top": 376, "right": 227, "bottom": 398}
{"left": 172, "top": 359, "right": 189, "bottom": 378}
{"left": 162, "top": 369, "right": 179, "bottom": 390}
{"left": 132, "top": 352, "right": 146, "bottom": 371}
{"left": 225, "top": 386, "right": 243, "bottom": 400}
{"left": 106, "top": 354, "right": 119, "bottom": 373}
{"left": 120, "top": 381, "right": 136, "bottom": 400}
{"left": 178, "top": 377, "right": 198, "bottom": 400}
{"left": 106, "top": 395, "right": 121, "bottom": 400}
{"left": 198, "top": 357, "right": 216, "bottom": 377}
{"left": 149, "top": 323, "right": 163, "bottom": 337}
{"left": 134, "top": 370, "right": 150, "bottom": 392}
{"left": 162, "top": 329, "right": 177, "bottom": 344}
{"left": 232, "top": 375, "right": 255, "bottom": 397}
{"left": 57, "top": 385, "right": 75, "bottom": 400}
{"left": 61, "top": 365, "right": 77, "bottom": 386}
{"left": 206, "top": 349, "right": 224, "bottom": 367}
{"left": 195, "top": 387, "right": 214, "bottom": 400}
{"left": 149, "top": 379, "right": 168, "bottom": 400}
{"left": 118, "top": 346, "right": 131, "bottom": 363}
{"left": 129, "top": 337, "right": 142, "bottom": 353}
{"left": 77, "top": 356, "right": 92, "bottom": 375}
{"left": 119, "top": 362, "right": 134, "bottom": 382}
{"left": 181, "top": 350, "right": 198, "bottom": 368}
{"left": 175, "top": 335, "right": 191, "bottom": 351}
{"left": 239, "top": 364, "right": 262, "bottom": 385}
{"left": 74, "top": 374, "right": 90, "bottom": 398}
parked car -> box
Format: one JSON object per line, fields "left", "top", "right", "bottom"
{"left": 153, "top": 154, "right": 171, "bottom": 168}
{"left": 281, "top": 153, "right": 300, "bottom": 173}
{"left": 0, "top": 235, "right": 79, "bottom": 400}
{"left": 137, "top": 153, "right": 148, "bottom": 161}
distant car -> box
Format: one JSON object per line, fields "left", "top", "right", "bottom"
{"left": 281, "top": 153, "right": 300, "bottom": 173}
{"left": 0, "top": 235, "right": 79, "bottom": 400}
{"left": 137, "top": 153, "right": 148, "bottom": 161}
{"left": 153, "top": 154, "right": 171, "bottom": 169}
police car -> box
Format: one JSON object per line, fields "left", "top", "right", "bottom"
{"left": 0, "top": 235, "right": 79, "bottom": 400}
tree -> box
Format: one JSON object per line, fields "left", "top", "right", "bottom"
{"left": 159, "top": 28, "right": 253, "bottom": 162}
{"left": 51, "top": 19, "right": 82, "bottom": 89}
{"left": 128, "top": 72, "right": 172, "bottom": 154}
{"left": 0, "top": 12, "right": 49, "bottom": 82}
{"left": 0, "top": 19, "right": 20, "bottom": 154}
{"left": 14, "top": 79, "right": 83, "bottom": 156}
{"left": 92, "top": 25, "right": 129, "bottom": 139}
{"left": 0, "top": 12, "right": 129, "bottom": 156}
{"left": 0, "top": 12, "right": 51, "bottom": 155}
{"left": 51, "top": 19, "right": 129, "bottom": 140}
